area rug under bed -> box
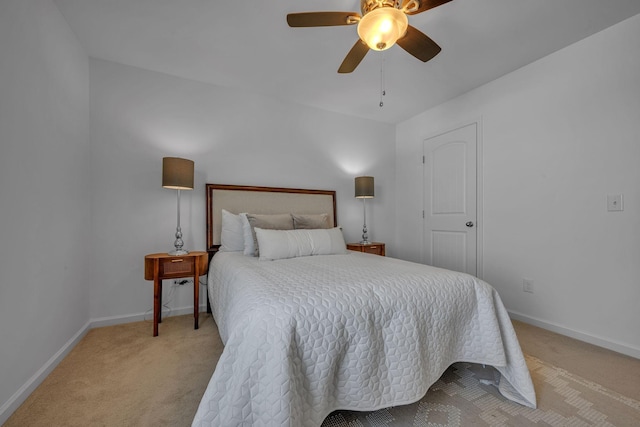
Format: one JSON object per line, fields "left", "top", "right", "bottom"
{"left": 322, "top": 355, "right": 640, "bottom": 426}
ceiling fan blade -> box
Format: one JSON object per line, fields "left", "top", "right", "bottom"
{"left": 287, "top": 11, "right": 360, "bottom": 27}
{"left": 338, "top": 40, "right": 370, "bottom": 73}
{"left": 396, "top": 25, "right": 441, "bottom": 62}
{"left": 402, "top": 0, "right": 452, "bottom": 16}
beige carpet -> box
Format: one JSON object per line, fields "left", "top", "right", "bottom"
{"left": 4, "top": 315, "right": 639, "bottom": 426}
{"left": 4, "top": 314, "right": 223, "bottom": 427}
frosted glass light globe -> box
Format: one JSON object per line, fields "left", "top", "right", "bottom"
{"left": 357, "top": 7, "right": 408, "bottom": 51}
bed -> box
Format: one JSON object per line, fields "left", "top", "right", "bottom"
{"left": 192, "top": 184, "right": 536, "bottom": 426}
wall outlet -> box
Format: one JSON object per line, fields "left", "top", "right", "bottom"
{"left": 523, "top": 278, "right": 534, "bottom": 293}
{"left": 607, "top": 194, "right": 624, "bottom": 212}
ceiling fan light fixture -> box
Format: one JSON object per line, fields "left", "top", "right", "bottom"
{"left": 357, "top": 7, "right": 408, "bottom": 51}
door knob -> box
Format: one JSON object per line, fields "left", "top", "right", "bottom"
{"left": 466, "top": 221, "right": 474, "bottom": 227}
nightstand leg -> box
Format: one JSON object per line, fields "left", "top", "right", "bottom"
{"left": 158, "top": 281, "right": 163, "bottom": 323}
{"left": 193, "top": 272, "right": 199, "bottom": 330}
{"left": 153, "top": 277, "right": 160, "bottom": 337}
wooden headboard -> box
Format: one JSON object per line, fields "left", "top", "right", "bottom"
{"left": 206, "top": 184, "right": 337, "bottom": 255}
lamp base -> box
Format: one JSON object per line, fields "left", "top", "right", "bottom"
{"left": 169, "top": 224, "right": 188, "bottom": 256}
{"left": 168, "top": 249, "right": 189, "bottom": 256}
{"left": 361, "top": 220, "right": 370, "bottom": 245}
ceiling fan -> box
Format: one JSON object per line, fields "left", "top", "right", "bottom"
{"left": 287, "top": 0, "right": 452, "bottom": 73}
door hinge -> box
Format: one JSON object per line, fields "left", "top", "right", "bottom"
{"left": 422, "top": 210, "right": 425, "bottom": 218}
{"left": 422, "top": 155, "right": 425, "bottom": 164}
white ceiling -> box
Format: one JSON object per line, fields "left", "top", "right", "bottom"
{"left": 53, "top": 0, "right": 640, "bottom": 124}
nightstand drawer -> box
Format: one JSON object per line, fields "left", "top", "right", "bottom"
{"left": 346, "top": 242, "right": 385, "bottom": 256}
{"left": 159, "top": 257, "right": 195, "bottom": 278}
{"left": 362, "top": 245, "right": 382, "bottom": 255}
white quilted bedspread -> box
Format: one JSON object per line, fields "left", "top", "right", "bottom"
{"left": 192, "top": 252, "right": 536, "bottom": 426}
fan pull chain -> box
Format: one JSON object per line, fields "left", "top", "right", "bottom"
{"left": 380, "top": 56, "right": 386, "bottom": 107}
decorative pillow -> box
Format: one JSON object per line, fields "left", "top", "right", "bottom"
{"left": 239, "top": 213, "right": 255, "bottom": 256}
{"left": 245, "top": 213, "right": 295, "bottom": 256}
{"left": 255, "top": 227, "right": 348, "bottom": 261}
{"left": 292, "top": 213, "right": 331, "bottom": 229}
{"left": 220, "top": 209, "right": 244, "bottom": 252}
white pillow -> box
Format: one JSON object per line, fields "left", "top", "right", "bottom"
{"left": 220, "top": 209, "right": 244, "bottom": 252}
{"left": 239, "top": 213, "right": 256, "bottom": 256}
{"left": 255, "top": 227, "right": 348, "bottom": 261}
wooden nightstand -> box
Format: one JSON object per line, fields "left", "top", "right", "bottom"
{"left": 347, "top": 242, "right": 385, "bottom": 256}
{"left": 144, "top": 251, "right": 208, "bottom": 337}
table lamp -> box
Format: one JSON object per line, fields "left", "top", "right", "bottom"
{"left": 355, "top": 176, "right": 374, "bottom": 245}
{"left": 162, "top": 157, "right": 194, "bottom": 255}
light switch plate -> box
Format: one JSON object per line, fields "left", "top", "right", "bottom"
{"left": 607, "top": 194, "right": 624, "bottom": 212}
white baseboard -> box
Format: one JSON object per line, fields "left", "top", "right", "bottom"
{"left": 0, "top": 304, "right": 210, "bottom": 424}
{"left": 0, "top": 320, "right": 91, "bottom": 425}
{"left": 90, "top": 304, "right": 209, "bottom": 328}
{"left": 508, "top": 310, "right": 640, "bottom": 359}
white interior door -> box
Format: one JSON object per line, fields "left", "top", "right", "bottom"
{"left": 423, "top": 123, "right": 478, "bottom": 276}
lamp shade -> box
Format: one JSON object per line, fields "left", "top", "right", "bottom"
{"left": 355, "top": 176, "right": 374, "bottom": 198}
{"left": 162, "top": 157, "right": 194, "bottom": 190}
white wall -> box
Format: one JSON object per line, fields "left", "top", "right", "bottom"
{"left": 88, "top": 59, "right": 396, "bottom": 321}
{"left": 0, "top": 0, "right": 91, "bottom": 421}
{"left": 396, "top": 14, "right": 640, "bottom": 357}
